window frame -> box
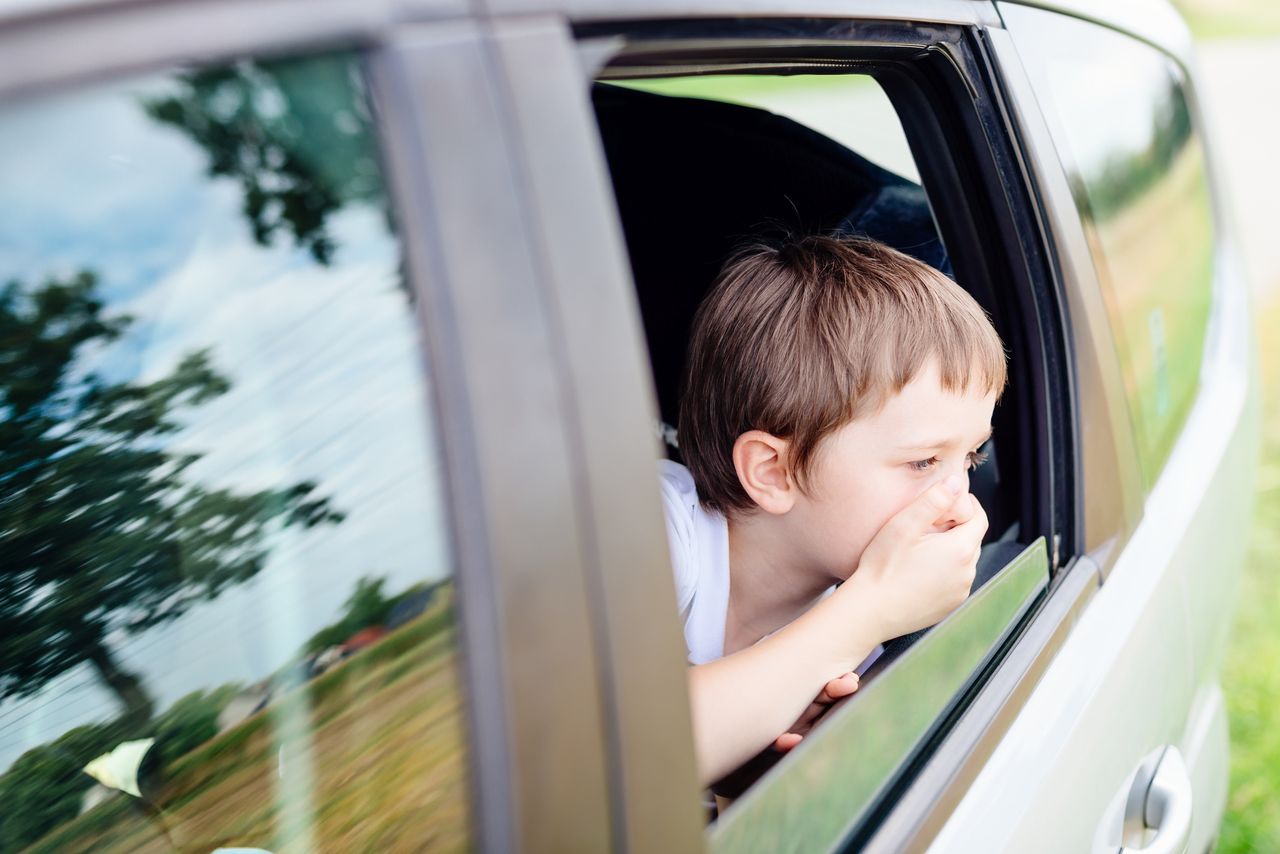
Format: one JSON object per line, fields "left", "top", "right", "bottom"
{"left": 576, "top": 17, "right": 1073, "bottom": 569}
{"left": 563, "top": 13, "right": 1082, "bottom": 850}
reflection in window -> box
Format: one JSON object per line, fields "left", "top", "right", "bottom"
{"left": 0, "top": 53, "right": 470, "bottom": 852}
{"left": 1006, "top": 6, "right": 1216, "bottom": 486}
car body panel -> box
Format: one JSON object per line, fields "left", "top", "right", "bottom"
{"left": 370, "top": 22, "right": 618, "bottom": 852}
{"left": 931, "top": 12, "right": 1257, "bottom": 847}
{"left": 487, "top": 16, "right": 709, "bottom": 851}
{"left": 0, "top": 0, "right": 468, "bottom": 102}
{"left": 929, "top": 267, "right": 1253, "bottom": 849}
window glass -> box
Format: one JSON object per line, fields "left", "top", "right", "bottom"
{"left": 1003, "top": 5, "right": 1216, "bottom": 487}
{"left": 0, "top": 53, "right": 471, "bottom": 852}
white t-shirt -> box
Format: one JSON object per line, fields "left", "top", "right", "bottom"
{"left": 658, "top": 460, "right": 732, "bottom": 665}
{"left": 658, "top": 459, "right": 883, "bottom": 673}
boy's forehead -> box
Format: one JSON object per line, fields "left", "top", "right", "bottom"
{"left": 894, "top": 424, "right": 994, "bottom": 451}
{"left": 864, "top": 374, "right": 996, "bottom": 446}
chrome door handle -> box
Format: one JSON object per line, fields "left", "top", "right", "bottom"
{"left": 1117, "top": 746, "right": 1193, "bottom": 854}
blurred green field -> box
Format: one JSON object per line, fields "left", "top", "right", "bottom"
{"left": 1170, "top": 4, "right": 1280, "bottom": 849}
{"left": 1218, "top": 295, "right": 1280, "bottom": 852}
{"left": 21, "top": 597, "right": 469, "bottom": 854}
{"left": 1174, "top": 0, "right": 1280, "bottom": 39}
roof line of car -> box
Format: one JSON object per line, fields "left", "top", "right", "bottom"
{"left": 0, "top": 0, "right": 1192, "bottom": 64}
{"left": 1001, "top": 0, "right": 1194, "bottom": 68}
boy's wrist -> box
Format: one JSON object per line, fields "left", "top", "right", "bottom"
{"left": 809, "top": 578, "right": 884, "bottom": 673}
{"left": 839, "top": 563, "right": 889, "bottom": 637}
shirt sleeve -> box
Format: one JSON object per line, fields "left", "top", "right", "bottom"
{"left": 658, "top": 460, "right": 699, "bottom": 619}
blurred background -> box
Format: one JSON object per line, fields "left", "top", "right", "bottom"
{"left": 1174, "top": 0, "right": 1280, "bottom": 850}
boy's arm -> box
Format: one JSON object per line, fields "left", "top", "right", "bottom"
{"left": 688, "top": 477, "right": 986, "bottom": 786}
{"left": 688, "top": 589, "right": 883, "bottom": 783}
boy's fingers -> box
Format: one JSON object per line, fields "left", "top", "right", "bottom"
{"left": 819, "top": 672, "right": 859, "bottom": 703}
{"left": 892, "top": 475, "right": 966, "bottom": 534}
{"left": 774, "top": 732, "right": 804, "bottom": 752}
{"left": 948, "top": 493, "right": 977, "bottom": 525}
{"left": 951, "top": 495, "right": 989, "bottom": 543}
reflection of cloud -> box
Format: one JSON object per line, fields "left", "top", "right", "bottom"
{"left": 1022, "top": 10, "right": 1177, "bottom": 176}
{"left": 95, "top": 199, "right": 453, "bottom": 714}
{"left": 0, "top": 77, "right": 202, "bottom": 303}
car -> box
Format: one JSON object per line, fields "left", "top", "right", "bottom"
{"left": 0, "top": 0, "right": 1258, "bottom": 851}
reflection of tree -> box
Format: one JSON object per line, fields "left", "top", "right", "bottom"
{"left": 302, "top": 575, "right": 439, "bottom": 657}
{"left": 305, "top": 576, "right": 395, "bottom": 656}
{"left": 0, "top": 721, "right": 122, "bottom": 850}
{"left": 143, "top": 56, "right": 385, "bottom": 265}
{"left": 1086, "top": 76, "right": 1194, "bottom": 222}
{"left": 0, "top": 271, "right": 342, "bottom": 727}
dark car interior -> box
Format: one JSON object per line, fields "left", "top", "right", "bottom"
{"left": 591, "top": 80, "right": 1016, "bottom": 544}
{"left": 589, "top": 76, "right": 1031, "bottom": 798}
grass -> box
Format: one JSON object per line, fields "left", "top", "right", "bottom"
{"left": 1172, "top": 0, "right": 1280, "bottom": 40}
{"left": 1218, "top": 295, "right": 1280, "bottom": 852}
{"left": 24, "top": 598, "right": 470, "bottom": 854}
{"left": 1083, "top": 142, "right": 1215, "bottom": 487}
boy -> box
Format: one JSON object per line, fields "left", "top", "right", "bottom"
{"left": 661, "top": 234, "right": 1005, "bottom": 786}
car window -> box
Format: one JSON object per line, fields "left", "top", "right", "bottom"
{"left": 587, "top": 58, "right": 1051, "bottom": 830}
{"left": 1002, "top": 4, "right": 1216, "bottom": 489}
{"left": 0, "top": 52, "right": 471, "bottom": 852}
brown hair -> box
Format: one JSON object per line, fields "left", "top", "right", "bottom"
{"left": 678, "top": 234, "right": 1007, "bottom": 516}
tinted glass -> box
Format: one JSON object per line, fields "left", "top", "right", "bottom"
{"left": 0, "top": 54, "right": 471, "bottom": 851}
{"left": 1004, "top": 5, "right": 1216, "bottom": 486}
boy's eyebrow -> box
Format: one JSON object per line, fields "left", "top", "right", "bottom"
{"left": 897, "top": 427, "right": 994, "bottom": 451}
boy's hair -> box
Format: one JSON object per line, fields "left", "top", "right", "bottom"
{"left": 678, "top": 233, "right": 1007, "bottom": 516}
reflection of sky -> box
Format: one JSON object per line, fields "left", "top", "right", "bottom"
{"left": 1009, "top": 6, "right": 1175, "bottom": 177}
{"left": 0, "top": 72, "right": 452, "bottom": 771}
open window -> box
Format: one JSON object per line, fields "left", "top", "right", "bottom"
{"left": 577, "top": 17, "right": 1074, "bottom": 844}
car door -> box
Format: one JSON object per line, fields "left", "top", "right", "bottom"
{"left": 0, "top": 4, "right": 627, "bottom": 852}
{"left": 478, "top": 2, "right": 1089, "bottom": 851}
{"left": 927, "top": 5, "right": 1257, "bottom": 853}
{"left": 478, "top": 2, "right": 1252, "bottom": 853}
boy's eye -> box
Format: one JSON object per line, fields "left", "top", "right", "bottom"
{"left": 909, "top": 457, "right": 939, "bottom": 472}
{"left": 966, "top": 449, "right": 990, "bottom": 471}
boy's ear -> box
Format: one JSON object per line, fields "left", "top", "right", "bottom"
{"left": 732, "top": 430, "right": 796, "bottom": 515}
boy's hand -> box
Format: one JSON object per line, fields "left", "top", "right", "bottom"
{"left": 773, "top": 671, "right": 859, "bottom": 752}
{"left": 849, "top": 475, "right": 987, "bottom": 641}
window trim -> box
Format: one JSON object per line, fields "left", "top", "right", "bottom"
{"left": 0, "top": 0, "right": 463, "bottom": 103}
{"left": 572, "top": 14, "right": 1077, "bottom": 849}
{"left": 488, "top": 18, "right": 711, "bottom": 852}
{"left": 371, "top": 26, "right": 620, "bottom": 853}
{"left": 575, "top": 18, "right": 1069, "bottom": 565}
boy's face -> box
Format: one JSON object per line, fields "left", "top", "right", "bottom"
{"left": 785, "top": 359, "right": 997, "bottom": 582}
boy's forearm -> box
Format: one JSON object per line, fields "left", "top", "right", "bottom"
{"left": 688, "top": 591, "right": 881, "bottom": 785}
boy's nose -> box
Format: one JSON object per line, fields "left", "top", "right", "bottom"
{"left": 930, "top": 467, "right": 971, "bottom": 532}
